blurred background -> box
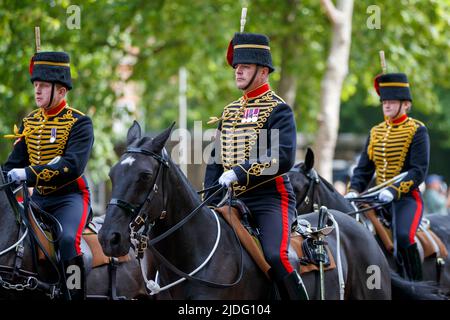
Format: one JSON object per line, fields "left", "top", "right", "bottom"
{"left": 0, "top": 0, "right": 449, "bottom": 215}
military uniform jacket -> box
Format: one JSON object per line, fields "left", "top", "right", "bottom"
{"left": 350, "top": 114, "right": 429, "bottom": 199}
{"left": 3, "top": 100, "right": 94, "bottom": 195}
{"left": 204, "top": 83, "right": 297, "bottom": 205}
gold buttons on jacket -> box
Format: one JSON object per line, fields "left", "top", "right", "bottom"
{"left": 23, "top": 108, "right": 78, "bottom": 166}
{"left": 368, "top": 118, "right": 420, "bottom": 185}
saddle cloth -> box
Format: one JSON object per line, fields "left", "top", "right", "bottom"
{"left": 28, "top": 211, "right": 130, "bottom": 268}
{"left": 365, "top": 209, "right": 448, "bottom": 259}
{"left": 215, "top": 206, "right": 336, "bottom": 279}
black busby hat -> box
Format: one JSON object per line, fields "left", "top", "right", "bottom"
{"left": 30, "top": 51, "right": 72, "bottom": 90}
{"left": 226, "top": 33, "right": 274, "bottom": 73}
{"left": 374, "top": 73, "right": 412, "bottom": 101}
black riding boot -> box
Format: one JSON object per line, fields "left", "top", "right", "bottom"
{"left": 399, "top": 243, "right": 423, "bottom": 281}
{"left": 267, "top": 268, "right": 289, "bottom": 300}
{"left": 282, "top": 270, "right": 309, "bottom": 300}
{"left": 64, "top": 255, "right": 86, "bottom": 300}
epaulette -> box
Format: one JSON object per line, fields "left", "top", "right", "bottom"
{"left": 67, "top": 107, "right": 85, "bottom": 116}
{"left": 411, "top": 118, "right": 425, "bottom": 127}
{"left": 25, "top": 108, "right": 41, "bottom": 118}
{"left": 225, "top": 99, "right": 242, "bottom": 107}
{"left": 271, "top": 92, "right": 286, "bottom": 104}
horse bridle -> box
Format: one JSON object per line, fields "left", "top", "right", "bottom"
{"left": 108, "top": 146, "right": 169, "bottom": 216}
{"left": 108, "top": 147, "right": 245, "bottom": 290}
{"left": 0, "top": 177, "right": 61, "bottom": 298}
{"left": 292, "top": 165, "right": 391, "bottom": 217}
{"left": 108, "top": 146, "right": 169, "bottom": 256}
{"left": 291, "top": 165, "right": 321, "bottom": 213}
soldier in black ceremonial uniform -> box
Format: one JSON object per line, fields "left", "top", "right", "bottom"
{"left": 346, "top": 73, "right": 430, "bottom": 281}
{"left": 203, "top": 32, "right": 308, "bottom": 299}
{"left": 2, "top": 51, "right": 94, "bottom": 299}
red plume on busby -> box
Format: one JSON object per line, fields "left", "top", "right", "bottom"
{"left": 29, "top": 56, "right": 35, "bottom": 76}
{"left": 226, "top": 40, "right": 234, "bottom": 67}
{"left": 374, "top": 73, "right": 382, "bottom": 96}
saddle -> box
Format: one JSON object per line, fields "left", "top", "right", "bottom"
{"left": 214, "top": 201, "right": 336, "bottom": 279}
{"left": 28, "top": 204, "right": 130, "bottom": 274}
{"left": 364, "top": 207, "right": 448, "bottom": 261}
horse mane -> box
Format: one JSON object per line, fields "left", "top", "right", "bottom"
{"left": 295, "top": 161, "right": 354, "bottom": 213}
{"left": 168, "top": 155, "right": 202, "bottom": 203}
{"left": 136, "top": 135, "right": 202, "bottom": 205}
{"left": 318, "top": 174, "right": 339, "bottom": 194}
{"left": 297, "top": 162, "right": 340, "bottom": 195}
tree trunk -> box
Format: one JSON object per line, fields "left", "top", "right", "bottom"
{"left": 312, "top": 0, "right": 354, "bottom": 181}
{"left": 277, "top": 0, "right": 301, "bottom": 108}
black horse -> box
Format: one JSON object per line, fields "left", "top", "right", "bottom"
{"left": 0, "top": 176, "right": 148, "bottom": 300}
{"left": 99, "top": 121, "right": 405, "bottom": 300}
{"left": 288, "top": 148, "right": 450, "bottom": 297}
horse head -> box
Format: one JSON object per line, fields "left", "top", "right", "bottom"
{"left": 288, "top": 148, "right": 318, "bottom": 213}
{"left": 99, "top": 121, "right": 174, "bottom": 257}
{"left": 288, "top": 148, "right": 353, "bottom": 214}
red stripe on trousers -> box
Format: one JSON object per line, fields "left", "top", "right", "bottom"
{"left": 409, "top": 189, "right": 423, "bottom": 245}
{"left": 275, "top": 176, "right": 294, "bottom": 273}
{"left": 75, "top": 178, "right": 90, "bottom": 255}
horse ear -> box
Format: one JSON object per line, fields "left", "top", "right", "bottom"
{"left": 151, "top": 122, "right": 176, "bottom": 152}
{"left": 127, "top": 121, "right": 142, "bottom": 146}
{"left": 305, "top": 147, "right": 315, "bottom": 171}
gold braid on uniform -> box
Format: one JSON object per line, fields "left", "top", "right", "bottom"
{"left": 390, "top": 180, "right": 414, "bottom": 198}
{"left": 3, "top": 109, "right": 46, "bottom": 140}
{"left": 38, "top": 168, "right": 60, "bottom": 182}
{"left": 28, "top": 167, "right": 60, "bottom": 192}
{"left": 248, "top": 161, "right": 273, "bottom": 176}
{"left": 218, "top": 91, "right": 280, "bottom": 194}
{"left": 367, "top": 117, "right": 422, "bottom": 185}
{"left": 24, "top": 108, "right": 78, "bottom": 166}
{"left": 21, "top": 107, "right": 82, "bottom": 194}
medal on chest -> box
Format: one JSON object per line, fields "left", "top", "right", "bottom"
{"left": 50, "top": 128, "right": 57, "bottom": 143}
{"left": 241, "top": 108, "right": 260, "bottom": 123}
{"left": 251, "top": 108, "right": 260, "bottom": 122}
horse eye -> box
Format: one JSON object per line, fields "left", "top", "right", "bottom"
{"left": 139, "top": 171, "right": 152, "bottom": 181}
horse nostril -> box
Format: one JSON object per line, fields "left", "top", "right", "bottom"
{"left": 110, "top": 232, "right": 121, "bottom": 246}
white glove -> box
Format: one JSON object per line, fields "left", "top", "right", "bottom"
{"left": 378, "top": 189, "right": 394, "bottom": 203}
{"left": 7, "top": 168, "right": 27, "bottom": 184}
{"left": 218, "top": 170, "right": 238, "bottom": 188}
{"left": 344, "top": 191, "right": 358, "bottom": 199}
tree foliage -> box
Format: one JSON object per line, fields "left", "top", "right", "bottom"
{"left": 0, "top": 0, "right": 448, "bottom": 181}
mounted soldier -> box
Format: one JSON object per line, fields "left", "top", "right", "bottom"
{"left": 345, "top": 72, "right": 430, "bottom": 281}
{"left": 203, "top": 29, "right": 308, "bottom": 299}
{"left": 2, "top": 49, "right": 94, "bottom": 299}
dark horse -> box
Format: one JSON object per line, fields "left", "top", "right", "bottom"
{"left": 99, "top": 121, "right": 404, "bottom": 300}
{"left": 288, "top": 148, "right": 450, "bottom": 297}
{"left": 0, "top": 175, "right": 148, "bottom": 300}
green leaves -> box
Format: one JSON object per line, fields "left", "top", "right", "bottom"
{"left": 0, "top": 0, "right": 448, "bottom": 182}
